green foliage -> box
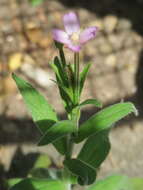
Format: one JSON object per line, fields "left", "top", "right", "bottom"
{"left": 130, "top": 178, "right": 143, "bottom": 190}
{"left": 10, "top": 178, "right": 68, "bottom": 190}
{"left": 87, "top": 175, "right": 130, "bottom": 190}
{"left": 64, "top": 158, "right": 96, "bottom": 185}
{"left": 87, "top": 175, "right": 143, "bottom": 190}
{"left": 33, "top": 154, "right": 51, "bottom": 169}
{"left": 12, "top": 74, "right": 67, "bottom": 154}
{"left": 78, "top": 130, "right": 110, "bottom": 169}
{"left": 51, "top": 57, "right": 74, "bottom": 113}
{"left": 7, "top": 178, "right": 23, "bottom": 188}
{"left": 38, "top": 120, "right": 75, "bottom": 145}
{"left": 12, "top": 73, "right": 58, "bottom": 134}
{"left": 79, "top": 63, "right": 91, "bottom": 95}
{"left": 29, "top": 0, "right": 45, "bottom": 6}
{"left": 78, "top": 98, "right": 102, "bottom": 108}
{"left": 75, "top": 102, "right": 137, "bottom": 143}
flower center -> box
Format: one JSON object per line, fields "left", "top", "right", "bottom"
{"left": 70, "top": 31, "right": 80, "bottom": 45}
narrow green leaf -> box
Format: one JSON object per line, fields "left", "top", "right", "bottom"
{"left": 29, "top": 0, "right": 44, "bottom": 6}
{"left": 130, "top": 177, "right": 143, "bottom": 190}
{"left": 54, "top": 41, "right": 66, "bottom": 67}
{"left": 54, "top": 56, "right": 69, "bottom": 88}
{"left": 87, "top": 175, "right": 130, "bottom": 190}
{"left": 33, "top": 154, "right": 51, "bottom": 169}
{"left": 12, "top": 74, "right": 67, "bottom": 155}
{"left": 7, "top": 178, "right": 23, "bottom": 188}
{"left": 10, "top": 178, "right": 68, "bottom": 190}
{"left": 51, "top": 79, "right": 73, "bottom": 102}
{"left": 78, "top": 130, "right": 110, "bottom": 169}
{"left": 79, "top": 99, "right": 102, "bottom": 108}
{"left": 76, "top": 102, "right": 137, "bottom": 143}
{"left": 51, "top": 58, "right": 74, "bottom": 112}
{"left": 38, "top": 120, "right": 75, "bottom": 146}
{"left": 53, "top": 137, "right": 67, "bottom": 155}
{"left": 79, "top": 63, "right": 91, "bottom": 95}
{"left": 12, "top": 74, "right": 58, "bottom": 134}
{"left": 64, "top": 159, "right": 96, "bottom": 185}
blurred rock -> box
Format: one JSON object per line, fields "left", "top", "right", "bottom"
{"left": 103, "top": 15, "right": 118, "bottom": 33}
{"left": 8, "top": 53, "right": 23, "bottom": 71}
{"left": 89, "top": 18, "right": 104, "bottom": 30}
{"left": 117, "top": 18, "right": 132, "bottom": 30}
{"left": 99, "top": 40, "right": 113, "bottom": 54}
{"left": 105, "top": 54, "right": 117, "bottom": 67}
{"left": 21, "top": 63, "right": 54, "bottom": 87}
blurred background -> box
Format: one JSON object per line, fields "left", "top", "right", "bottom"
{"left": 0, "top": 0, "right": 143, "bottom": 189}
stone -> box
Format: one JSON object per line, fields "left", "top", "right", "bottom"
{"left": 103, "top": 15, "right": 118, "bottom": 33}
{"left": 105, "top": 54, "right": 117, "bottom": 67}
{"left": 89, "top": 18, "right": 104, "bottom": 30}
{"left": 117, "top": 18, "right": 132, "bottom": 31}
{"left": 21, "top": 63, "right": 54, "bottom": 87}
{"left": 99, "top": 42, "right": 113, "bottom": 54}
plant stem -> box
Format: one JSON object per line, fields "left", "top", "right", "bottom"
{"left": 63, "top": 53, "right": 81, "bottom": 190}
{"left": 74, "top": 52, "right": 80, "bottom": 104}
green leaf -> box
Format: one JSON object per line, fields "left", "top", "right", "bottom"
{"left": 29, "top": 0, "right": 44, "bottom": 6}
{"left": 75, "top": 102, "right": 137, "bottom": 143}
{"left": 79, "top": 99, "right": 102, "bottom": 108}
{"left": 51, "top": 58, "right": 74, "bottom": 112}
{"left": 78, "top": 130, "right": 110, "bottom": 169}
{"left": 87, "top": 175, "right": 130, "bottom": 190}
{"left": 7, "top": 178, "right": 23, "bottom": 187}
{"left": 38, "top": 120, "right": 75, "bottom": 146}
{"left": 12, "top": 74, "right": 58, "bottom": 134}
{"left": 130, "top": 177, "right": 143, "bottom": 190}
{"left": 53, "top": 137, "right": 67, "bottom": 155}
{"left": 12, "top": 74, "right": 66, "bottom": 155}
{"left": 33, "top": 154, "right": 51, "bottom": 169}
{"left": 29, "top": 168, "right": 61, "bottom": 179}
{"left": 64, "top": 158, "right": 96, "bottom": 185}
{"left": 79, "top": 63, "right": 91, "bottom": 95}
{"left": 10, "top": 178, "right": 68, "bottom": 190}
{"left": 53, "top": 57, "right": 69, "bottom": 88}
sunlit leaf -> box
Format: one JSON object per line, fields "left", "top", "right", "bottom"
{"left": 12, "top": 74, "right": 58, "bottom": 134}
{"left": 13, "top": 74, "right": 66, "bottom": 155}
{"left": 79, "top": 99, "right": 102, "bottom": 108}
{"left": 33, "top": 154, "right": 51, "bottom": 169}
{"left": 10, "top": 178, "right": 68, "bottom": 190}
{"left": 78, "top": 130, "right": 110, "bottom": 169}
{"left": 130, "top": 177, "right": 143, "bottom": 190}
{"left": 29, "top": 0, "right": 45, "bottom": 6}
{"left": 75, "top": 102, "right": 137, "bottom": 143}
{"left": 38, "top": 120, "right": 75, "bottom": 146}
{"left": 87, "top": 175, "right": 130, "bottom": 190}
{"left": 79, "top": 63, "right": 91, "bottom": 95}
{"left": 7, "top": 178, "right": 23, "bottom": 188}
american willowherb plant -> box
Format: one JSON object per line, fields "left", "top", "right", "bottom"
{"left": 9, "top": 12, "right": 142, "bottom": 190}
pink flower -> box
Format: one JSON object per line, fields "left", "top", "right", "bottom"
{"left": 52, "top": 12, "right": 98, "bottom": 52}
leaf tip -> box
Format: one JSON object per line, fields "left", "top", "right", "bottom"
{"left": 132, "top": 104, "right": 138, "bottom": 116}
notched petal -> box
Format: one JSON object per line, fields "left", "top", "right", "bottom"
{"left": 66, "top": 43, "right": 81, "bottom": 52}
{"left": 79, "top": 26, "right": 98, "bottom": 44}
{"left": 63, "top": 12, "right": 80, "bottom": 35}
{"left": 52, "top": 29, "right": 70, "bottom": 44}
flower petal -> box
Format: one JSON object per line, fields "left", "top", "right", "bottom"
{"left": 79, "top": 26, "right": 98, "bottom": 44}
{"left": 52, "top": 29, "right": 70, "bottom": 44}
{"left": 63, "top": 12, "right": 80, "bottom": 35}
{"left": 66, "top": 42, "right": 81, "bottom": 52}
